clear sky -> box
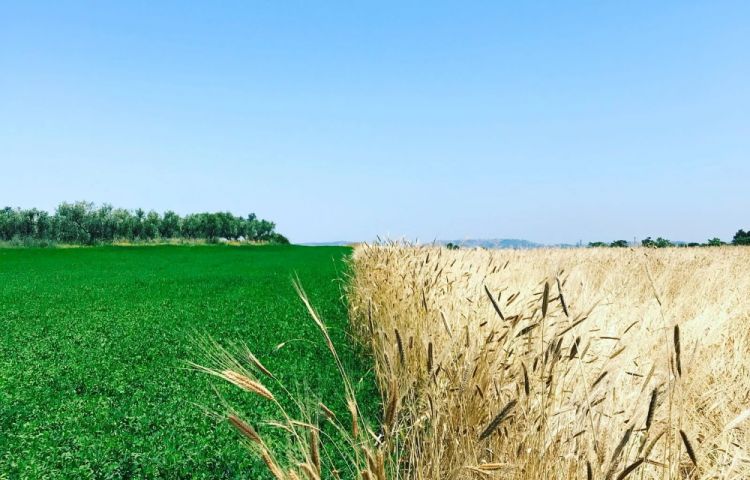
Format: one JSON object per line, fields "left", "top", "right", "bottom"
{"left": 2, "top": 2, "right": 748, "bottom": 244}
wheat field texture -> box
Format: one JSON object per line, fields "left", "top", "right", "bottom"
{"left": 347, "top": 245, "right": 750, "bottom": 480}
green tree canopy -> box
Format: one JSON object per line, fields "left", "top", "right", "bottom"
{"left": 733, "top": 229, "right": 750, "bottom": 245}
{"left": 587, "top": 241, "right": 608, "bottom": 247}
{"left": 0, "top": 202, "right": 288, "bottom": 245}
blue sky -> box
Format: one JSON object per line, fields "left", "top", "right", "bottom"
{"left": 2, "top": 1, "right": 748, "bottom": 243}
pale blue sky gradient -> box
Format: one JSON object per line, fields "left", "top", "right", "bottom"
{"left": 2, "top": 1, "right": 748, "bottom": 243}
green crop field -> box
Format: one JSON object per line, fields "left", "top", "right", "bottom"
{"left": 0, "top": 245, "right": 377, "bottom": 479}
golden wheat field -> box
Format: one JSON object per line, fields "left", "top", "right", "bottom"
{"left": 347, "top": 245, "right": 750, "bottom": 480}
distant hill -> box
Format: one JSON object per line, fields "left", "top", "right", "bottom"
{"left": 438, "top": 238, "right": 543, "bottom": 249}
{"left": 300, "top": 241, "right": 356, "bottom": 246}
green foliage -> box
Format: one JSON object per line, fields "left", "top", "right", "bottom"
{"left": 733, "top": 229, "right": 750, "bottom": 245}
{"left": 587, "top": 241, "right": 608, "bottom": 247}
{"left": 445, "top": 242, "right": 459, "bottom": 250}
{"left": 707, "top": 237, "right": 725, "bottom": 246}
{"left": 159, "top": 211, "right": 181, "bottom": 238}
{"left": 268, "top": 232, "right": 290, "bottom": 244}
{"left": 0, "top": 245, "right": 377, "bottom": 479}
{"left": 589, "top": 240, "right": 629, "bottom": 248}
{"left": 655, "top": 237, "right": 674, "bottom": 248}
{"left": 641, "top": 236, "right": 674, "bottom": 248}
{"left": 0, "top": 202, "right": 287, "bottom": 245}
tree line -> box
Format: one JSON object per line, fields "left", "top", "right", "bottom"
{"left": 0, "top": 202, "right": 289, "bottom": 245}
{"left": 588, "top": 230, "right": 750, "bottom": 248}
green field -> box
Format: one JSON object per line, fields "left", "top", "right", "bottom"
{"left": 0, "top": 245, "right": 377, "bottom": 479}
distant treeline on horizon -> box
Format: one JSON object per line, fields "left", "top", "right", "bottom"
{"left": 0, "top": 202, "right": 289, "bottom": 246}
{"left": 587, "top": 232, "right": 750, "bottom": 248}
{"left": 441, "top": 232, "right": 750, "bottom": 251}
